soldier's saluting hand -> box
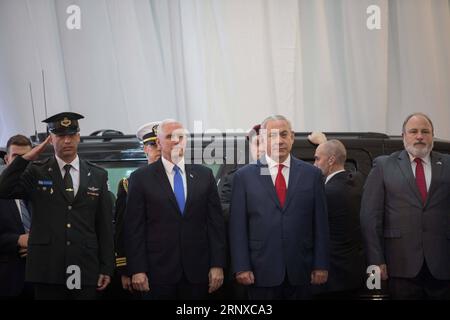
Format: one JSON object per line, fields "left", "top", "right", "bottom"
{"left": 0, "top": 112, "right": 114, "bottom": 300}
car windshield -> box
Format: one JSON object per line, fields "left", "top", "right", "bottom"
{"left": 98, "top": 161, "right": 222, "bottom": 196}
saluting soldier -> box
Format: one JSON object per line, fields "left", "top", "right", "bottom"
{"left": 0, "top": 112, "right": 114, "bottom": 300}
{"left": 114, "top": 121, "right": 161, "bottom": 294}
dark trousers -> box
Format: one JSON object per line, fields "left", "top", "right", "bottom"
{"left": 0, "top": 282, "right": 34, "bottom": 300}
{"left": 388, "top": 262, "right": 450, "bottom": 300}
{"left": 34, "top": 283, "right": 98, "bottom": 300}
{"left": 247, "top": 275, "right": 312, "bottom": 300}
{"left": 141, "top": 273, "right": 208, "bottom": 300}
{"left": 314, "top": 288, "right": 362, "bottom": 300}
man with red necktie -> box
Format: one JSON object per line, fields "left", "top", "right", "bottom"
{"left": 229, "top": 115, "right": 329, "bottom": 300}
{"left": 361, "top": 112, "right": 450, "bottom": 299}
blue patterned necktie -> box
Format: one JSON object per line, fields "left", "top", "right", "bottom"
{"left": 19, "top": 200, "right": 31, "bottom": 232}
{"left": 173, "top": 165, "right": 185, "bottom": 214}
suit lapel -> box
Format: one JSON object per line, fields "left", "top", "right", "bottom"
{"left": 154, "top": 159, "right": 182, "bottom": 216}
{"left": 397, "top": 150, "right": 424, "bottom": 206}
{"left": 257, "top": 159, "right": 282, "bottom": 209}
{"left": 47, "top": 157, "right": 72, "bottom": 203}
{"left": 426, "top": 152, "right": 443, "bottom": 206}
{"left": 282, "top": 157, "right": 301, "bottom": 211}
{"left": 183, "top": 165, "right": 196, "bottom": 216}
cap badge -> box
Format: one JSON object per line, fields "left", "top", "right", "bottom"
{"left": 61, "top": 118, "right": 72, "bottom": 127}
{"left": 152, "top": 124, "right": 159, "bottom": 135}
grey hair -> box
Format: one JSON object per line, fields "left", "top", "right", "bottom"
{"left": 261, "top": 115, "right": 293, "bottom": 131}
{"left": 157, "top": 119, "right": 182, "bottom": 138}
{"left": 402, "top": 113, "right": 434, "bottom": 135}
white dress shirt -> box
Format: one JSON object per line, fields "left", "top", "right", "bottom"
{"left": 15, "top": 199, "right": 25, "bottom": 223}
{"left": 265, "top": 154, "right": 291, "bottom": 187}
{"left": 55, "top": 154, "right": 80, "bottom": 196}
{"left": 325, "top": 169, "right": 346, "bottom": 184}
{"left": 161, "top": 156, "right": 188, "bottom": 199}
{"left": 407, "top": 152, "right": 432, "bottom": 191}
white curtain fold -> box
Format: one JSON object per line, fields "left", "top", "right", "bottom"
{"left": 1, "top": 0, "right": 449, "bottom": 145}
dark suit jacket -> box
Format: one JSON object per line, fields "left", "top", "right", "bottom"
{"left": 229, "top": 156, "right": 329, "bottom": 287}
{"left": 124, "top": 159, "right": 226, "bottom": 285}
{"left": 0, "top": 199, "right": 26, "bottom": 296}
{"left": 219, "top": 167, "right": 240, "bottom": 223}
{"left": 0, "top": 156, "right": 114, "bottom": 286}
{"left": 114, "top": 178, "right": 128, "bottom": 275}
{"left": 321, "top": 171, "right": 365, "bottom": 293}
{"left": 361, "top": 150, "right": 450, "bottom": 279}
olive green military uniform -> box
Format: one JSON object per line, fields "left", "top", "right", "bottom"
{"left": 0, "top": 155, "right": 114, "bottom": 287}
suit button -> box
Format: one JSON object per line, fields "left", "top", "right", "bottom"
{"left": 67, "top": 223, "right": 71, "bottom": 228}
{"left": 68, "top": 206, "right": 72, "bottom": 210}
{"left": 66, "top": 241, "right": 71, "bottom": 246}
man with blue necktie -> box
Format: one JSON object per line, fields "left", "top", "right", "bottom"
{"left": 0, "top": 135, "right": 33, "bottom": 298}
{"left": 124, "top": 119, "right": 226, "bottom": 299}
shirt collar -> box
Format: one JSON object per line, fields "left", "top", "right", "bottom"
{"left": 265, "top": 153, "right": 291, "bottom": 169}
{"left": 407, "top": 152, "right": 431, "bottom": 166}
{"left": 325, "top": 169, "right": 346, "bottom": 184}
{"left": 161, "top": 156, "right": 185, "bottom": 175}
{"left": 55, "top": 154, "right": 79, "bottom": 172}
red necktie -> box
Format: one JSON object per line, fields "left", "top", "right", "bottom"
{"left": 275, "top": 164, "right": 287, "bottom": 207}
{"left": 414, "top": 158, "right": 427, "bottom": 203}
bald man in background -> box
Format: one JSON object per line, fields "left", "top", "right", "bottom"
{"left": 313, "top": 138, "right": 365, "bottom": 298}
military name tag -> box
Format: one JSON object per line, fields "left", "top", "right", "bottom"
{"left": 38, "top": 180, "right": 53, "bottom": 186}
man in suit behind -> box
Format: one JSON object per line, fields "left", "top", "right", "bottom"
{"left": 313, "top": 139, "right": 365, "bottom": 298}
{"left": 219, "top": 124, "right": 263, "bottom": 300}
{"left": 113, "top": 121, "right": 161, "bottom": 297}
{"left": 124, "top": 119, "right": 226, "bottom": 299}
{"left": 0, "top": 112, "right": 114, "bottom": 300}
{"left": 229, "top": 115, "right": 329, "bottom": 300}
{"left": 361, "top": 112, "right": 450, "bottom": 299}
{"left": 0, "top": 135, "right": 33, "bottom": 298}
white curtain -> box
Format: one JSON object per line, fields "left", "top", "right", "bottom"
{"left": 1, "top": 0, "right": 450, "bottom": 145}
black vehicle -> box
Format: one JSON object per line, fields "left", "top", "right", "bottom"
{"left": 1, "top": 131, "right": 449, "bottom": 300}
{"left": 3, "top": 131, "right": 449, "bottom": 197}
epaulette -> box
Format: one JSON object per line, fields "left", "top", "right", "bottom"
{"left": 86, "top": 160, "right": 107, "bottom": 172}
{"left": 121, "top": 178, "right": 129, "bottom": 193}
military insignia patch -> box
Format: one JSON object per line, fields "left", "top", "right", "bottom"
{"left": 61, "top": 118, "right": 72, "bottom": 127}
{"left": 87, "top": 186, "right": 100, "bottom": 197}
